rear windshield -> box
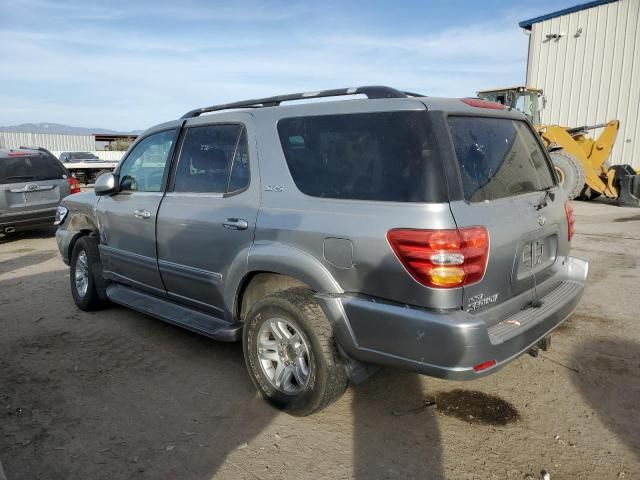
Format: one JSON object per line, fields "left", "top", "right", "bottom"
{"left": 0, "top": 154, "right": 67, "bottom": 184}
{"left": 277, "top": 111, "right": 443, "bottom": 202}
{"left": 447, "top": 116, "right": 555, "bottom": 202}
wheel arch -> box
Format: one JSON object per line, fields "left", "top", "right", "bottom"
{"left": 226, "top": 243, "right": 344, "bottom": 324}
{"left": 66, "top": 213, "right": 100, "bottom": 261}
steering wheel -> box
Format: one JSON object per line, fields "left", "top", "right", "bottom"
{"left": 145, "top": 169, "right": 164, "bottom": 190}
{"left": 120, "top": 175, "right": 137, "bottom": 191}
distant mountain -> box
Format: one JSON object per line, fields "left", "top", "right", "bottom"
{"left": 0, "top": 123, "right": 143, "bottom": 135}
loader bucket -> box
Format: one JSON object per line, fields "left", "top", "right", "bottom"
{"left": 612, "top": 165, "right": 640, "bottom": 207}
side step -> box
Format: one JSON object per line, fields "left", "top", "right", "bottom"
{"left": 106, "top": 284, "right": 242, "bottom": 342}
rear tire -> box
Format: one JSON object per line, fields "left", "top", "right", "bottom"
{"left": 70, "top": 236, "right": 108, "bottom": 311}
{"left": 243, "top": 288, "right": 348, "bottom": 416}
{"left": 549, "top": 150, "right": 585, "bottom": 200}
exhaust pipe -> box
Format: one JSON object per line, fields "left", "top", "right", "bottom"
{"left": 4, "top": 226, "right": 15, "bottom": 234}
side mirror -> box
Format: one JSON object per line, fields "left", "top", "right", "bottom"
{"left": 94, "top": 172, "right": 118, "bottom": 196}
{"left": 541, "top": 95, "right": 547, "bottom": 110}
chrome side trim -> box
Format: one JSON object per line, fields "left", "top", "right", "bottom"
{"left": 99, "top": 244, "right": 157, "bottom": 268}
{"left": 158, "top": 259, "right": 223, "bottom": 285}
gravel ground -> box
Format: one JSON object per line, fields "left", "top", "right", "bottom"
{"left": 0, "top": 200, "right": 639, "bottom": 480}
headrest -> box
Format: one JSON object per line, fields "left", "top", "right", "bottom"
{"left": 192, "top": 148, "right": 228, "bottom": 171}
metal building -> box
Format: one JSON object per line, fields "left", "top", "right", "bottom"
{"left": 0, "top": 131, "right": 137, "bottom": 161}
{"left": 521, "top": 0, "right": 640, "bottom": 168}
{"left": 0, "top": 131, "right": 94, "bottom": 152}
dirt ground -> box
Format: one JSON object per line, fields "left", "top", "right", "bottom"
{"left": 1, "top": 200, "right": 639, "bottom": 480}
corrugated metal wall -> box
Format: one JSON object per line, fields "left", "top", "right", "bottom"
{"left": 526, "top": 0, "right": 640, "bottom": 168}
{"left": 0, "top": 131, "right": 95, "bottom": 151}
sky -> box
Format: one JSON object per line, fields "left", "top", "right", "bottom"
{"left": 0, "top": 0, "right": 581, "bottom": 131}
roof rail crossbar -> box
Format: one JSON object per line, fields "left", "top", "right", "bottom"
{"left": 181, "top": 85, "right": 423, "bottom": 119}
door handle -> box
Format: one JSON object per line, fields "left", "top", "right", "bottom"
{"left": 223, "top": 218, "right": 248, "bottom": 230}
{"left": 133, "top": 209, "right": 151, "bottom": 219}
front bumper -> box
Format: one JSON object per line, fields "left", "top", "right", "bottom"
{"left": 319, "top": 256, "right": 588, "bottom": 380}
{"left": 56, "top": 228, "right": 77, "bottom": 265}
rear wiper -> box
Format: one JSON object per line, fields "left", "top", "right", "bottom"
{"left": 4, "top": 175, "right": 35, "bottom": 180}
{"left": 535, "top": 186, "right": 554, "bottom": 210}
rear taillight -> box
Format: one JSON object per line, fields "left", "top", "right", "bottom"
{"left": 68, "top": 177, "right": 81, "bottom": 194}
{"left": 387, "top": 226, "right": 489, "bottom": 289}
{"left": 565, "top": 201, "right": 575, "bottom": 241}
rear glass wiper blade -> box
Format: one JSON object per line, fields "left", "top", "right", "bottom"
{"left": 535, "top": 186, "right": 555, "bottom": 210}
{"left": 4, "top": 175, "right": 35, "bottom": 180}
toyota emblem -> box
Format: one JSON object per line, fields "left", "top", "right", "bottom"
{"left": 537, "top": 214, "right": 546, "bottom": 226}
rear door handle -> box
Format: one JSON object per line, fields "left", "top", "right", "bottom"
{"left": 223, "top": 218, "right": 248, "bottom": 230}
{"left": 133, "top": 209, "right": 151, "bottom": 219}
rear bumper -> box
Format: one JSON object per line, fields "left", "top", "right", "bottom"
{"left": 0, "top": 208, "right": 57, "bottom": 232}
{"left": 319, "top": 256, "right": 588, "bottom": 380}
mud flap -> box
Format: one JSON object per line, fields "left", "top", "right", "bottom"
{"left": 612, "top": 165, "right": 640, "bottom": 207}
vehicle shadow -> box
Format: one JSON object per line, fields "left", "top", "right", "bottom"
{"left": 0, "top": 268, "right": 277, "bottom": 480}
{"left": 571, "top": 337, "right": 640, "bottom": 461}
{"left": 0, "top": 251, "right": 57, "bottom": 273}
{"left": 0, "top": 227, "right": 57, "bottom": 245}
{"left": 352, "top": 369, "right": 443, "bottom": 479}
{"left": 348, "top": 245, "right": 446, "bottom": 479}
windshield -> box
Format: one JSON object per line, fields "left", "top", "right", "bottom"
{"left": 515, "top": 93, "right": 541, "bottom": 124}
{"left": 448, "top": 116, "right": 555, "bottom": 203}
{"left": 69, "top": 152, "right": 99, "bottom": 160}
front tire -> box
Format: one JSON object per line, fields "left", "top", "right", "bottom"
{"left": 70, "top": 236, "right": 107, "bottom": 311}
{"left": 549, "top": 150, "right": 586, "bottom": 200}
{"left": 243, "top": 288, "right": 348, "bottom": 416}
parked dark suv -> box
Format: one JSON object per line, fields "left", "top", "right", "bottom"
{"left": 55, "top": 87, "right": 588, "bottom": 415}
{"left": 1, "top": 147, "right": 80, "bottom": 235}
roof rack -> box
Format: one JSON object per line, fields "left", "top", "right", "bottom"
{"left": 181, "top": 86, "right": 424, "bottom": 119}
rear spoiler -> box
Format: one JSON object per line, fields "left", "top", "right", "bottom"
{"left": 19, "top": 146, "right": 57, "bottom": 158}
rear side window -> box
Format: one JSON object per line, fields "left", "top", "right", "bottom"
{"left": 0, "top": 154, "right": 66, "bottom": 184}
{"left": 447, "top": 116, "right": 555, "bottom": 202}
{"left": 277, "top": 111, "right": 442, "bottom": 202}
{"left": 173, "top": 124, "right": 249, "bottom": 194}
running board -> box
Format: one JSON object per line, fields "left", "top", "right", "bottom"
{"left": 106, "top": 284, "right": 242, "bottom": 342}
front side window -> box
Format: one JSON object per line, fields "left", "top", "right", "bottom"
{"left": 277, "top": 111, "right": 439, "bottom": 202}
{"left": 118, "top": 130, "right": 175, "bottom": 192}
{"left": 447, "top": 116, "right": 554, "bottom": 202}
{"left": 173, "top": 124, "right": 249, "bottom": 194}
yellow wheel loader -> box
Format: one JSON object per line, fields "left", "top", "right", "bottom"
{"left": 476, "top": 86, "right": 640, "bottom": 207}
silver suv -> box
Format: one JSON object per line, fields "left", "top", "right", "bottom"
{"left": 55, "top": 86, "right": 588, "bottom": 415}
{"left": 1, "top": 147, "right": 79, "bottom": 235}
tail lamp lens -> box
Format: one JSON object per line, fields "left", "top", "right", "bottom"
{"left": 387, "top": 226, "right": 489, "bottom": 288}
{"left": 565, "top": 201, "right": 575, "bottom": 241}
{"left": 68, "top": 176, "right": 81, "bottom": 194}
